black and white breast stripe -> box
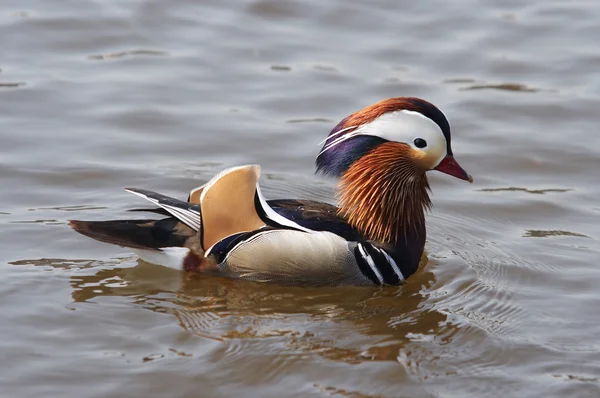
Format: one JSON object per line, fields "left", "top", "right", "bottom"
{"left": 205, "top": 228, "right": 273, "bottom": 264}
{"left": 354, "top": 243, "right": 404, "bottom": 285}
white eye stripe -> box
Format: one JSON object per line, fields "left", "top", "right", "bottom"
{"left": 356, "top": 110, "right": 445, "bottom": 144}
{"left": 318, "top": 110, "right": 448, "bottom": 169}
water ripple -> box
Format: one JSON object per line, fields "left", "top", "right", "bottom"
{"left": 461, "top": 82, "right": 543, "bottom": 92}
{"left": 88, "top": 49, "right": 168, "bottom": 60}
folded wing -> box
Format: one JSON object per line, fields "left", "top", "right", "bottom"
{"left": 198, "top": 165, "right": 266, "bottom": 250}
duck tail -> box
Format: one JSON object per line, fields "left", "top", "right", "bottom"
{"left": 68, "top": 217, "right": 195, "bottom": 251}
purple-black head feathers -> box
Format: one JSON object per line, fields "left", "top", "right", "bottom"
{"left": 316, "top": 118, "right": 387, "bottom": 177}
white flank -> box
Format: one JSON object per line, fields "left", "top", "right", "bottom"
{"left": 131, "top": 247, "right": 190, "bottom": 270}
{"left": 220, "top": 229, "right": 371, "bottom": 285}
{"left": 205, "top": 229, "right": 271, "bottom": 258}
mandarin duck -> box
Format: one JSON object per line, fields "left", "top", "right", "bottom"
{"left": 70, "top": 97, "right": 472, "bottom": 286}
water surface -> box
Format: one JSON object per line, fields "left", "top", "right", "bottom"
{"left": 2, "top": 1, "right": 600, "bottom": 397}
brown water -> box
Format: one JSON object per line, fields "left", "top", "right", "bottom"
{"left": 2, "top": 1, "right": 600, "bottom": 397}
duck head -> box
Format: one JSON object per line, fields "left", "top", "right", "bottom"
{"left": 316, "top": 97, "right": 472, "bottom": 244}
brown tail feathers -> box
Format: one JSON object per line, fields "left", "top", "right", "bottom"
{"left": 69, "top": 217, "right": 197, "bottom": 251}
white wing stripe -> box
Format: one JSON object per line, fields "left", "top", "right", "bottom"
{"left": 255, "top": 185, "right": 312, "bottom": 233}
{"left": 163, "top": 205, "right": 201, "bottom": 231}
{"left": 126, "top": 189, "right": 160, "bottom": 205}
{"left": 125, "top": 189, "right": 201, "bottom": 231}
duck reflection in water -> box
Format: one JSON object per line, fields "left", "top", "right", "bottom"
{"left": 50, "top": 254, "right": 456, "bottom": 364}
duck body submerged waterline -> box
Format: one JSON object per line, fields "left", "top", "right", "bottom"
{"left": 70, "top": 97, "right": 472, "bottom": 286}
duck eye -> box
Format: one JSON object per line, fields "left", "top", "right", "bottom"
{"left": 413, "top": 138, "right": 427, "bottom": 148}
